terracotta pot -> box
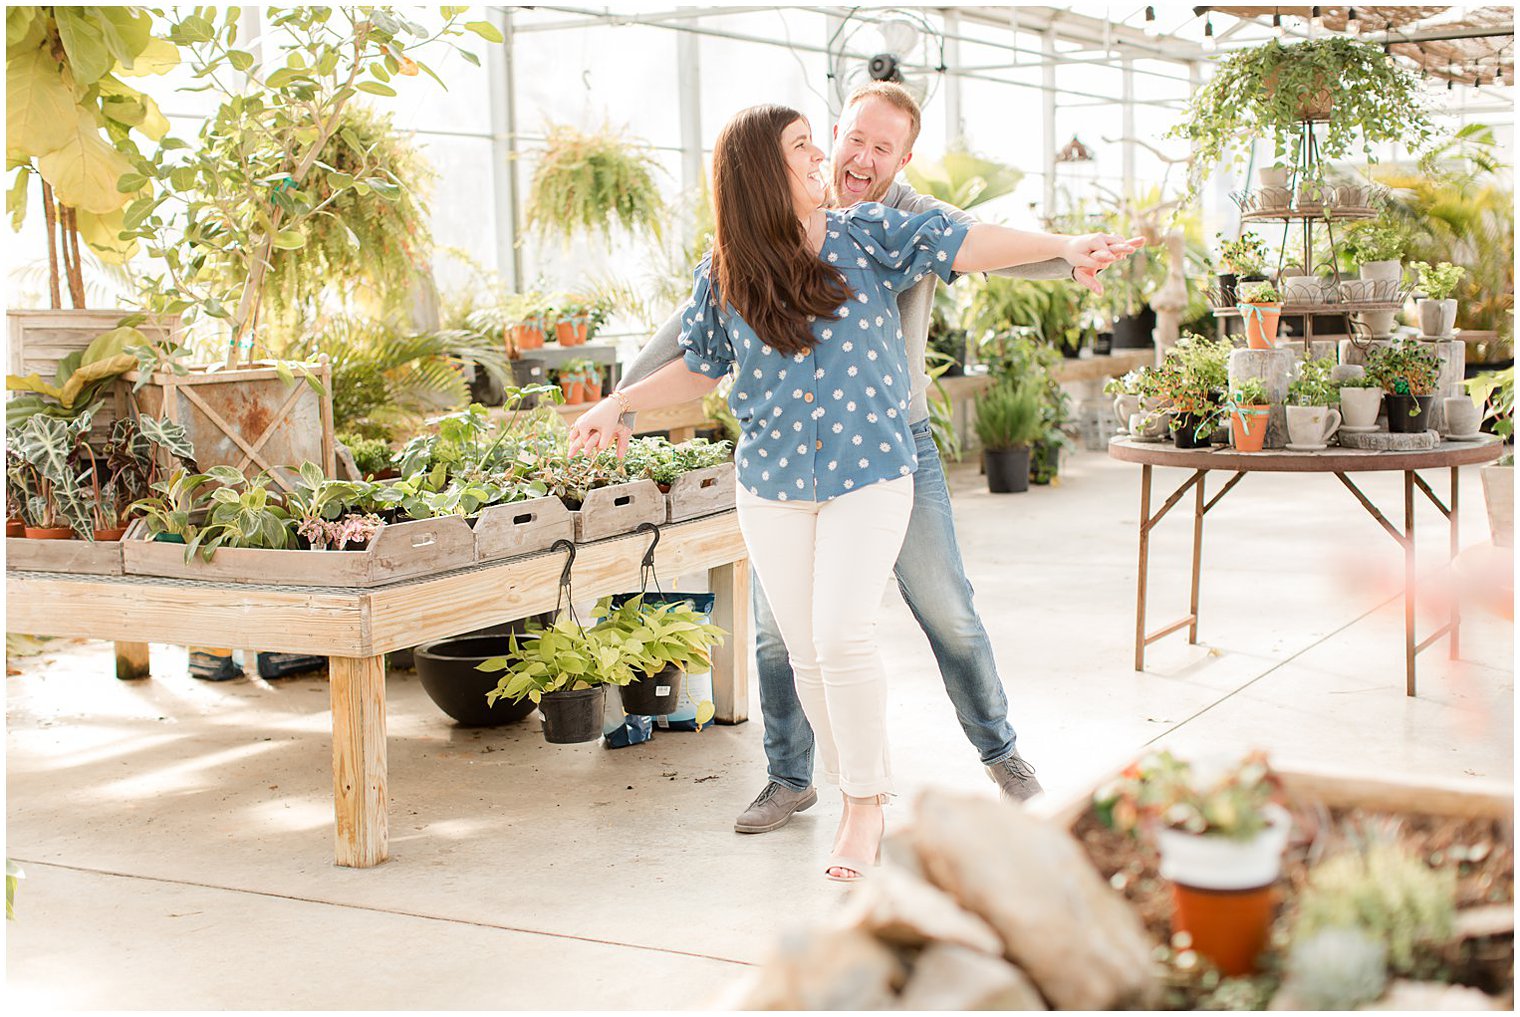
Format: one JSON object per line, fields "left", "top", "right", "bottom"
{"left": 556, "top": 320, "right": 587, "bottom": 347}
{"left": 1239, "top": 303, "right": 1282, "bottom": 349}
{"left": 515, "top": 325, "right": 545, "bottom": 351}
{"left": 583, "top": 380, "right": 602, "bottom": 401}
{"left": 1230, "top": 406, "right": 1270, "bottom": 452}
{"left": 24, "top": 526, "right": 75, "bottom": 540}
{"left": 574, "top": 319, "right": 589, "bottom": 344}
{"left": 1170, "top": 882, "right": 1281, "bottom": 977}
{"left": 6, "top": 519, "right": 23, "bottom": 538}
{"left": 92, "top": 526, "right": 128, "bottom": 541}
{"left": 560, "top": 381, "right": 586, "bottom": 405}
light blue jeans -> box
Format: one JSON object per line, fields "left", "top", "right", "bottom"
{"left": 753, "top": 419, "right": 1019, "bottom": 792}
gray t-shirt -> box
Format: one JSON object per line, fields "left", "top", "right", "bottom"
{"left": 619, "top": 180, "right": 1073, "bottom": 426}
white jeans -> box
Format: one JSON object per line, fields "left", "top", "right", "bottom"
{"left": 736, "top": 476, "right": 915, "bottom": 797}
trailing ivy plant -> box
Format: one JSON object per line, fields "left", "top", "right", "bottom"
{"left": 525, "top": 123, "right": 665, "bottom": 243}
{"left": 1169, "top": 38, "right": 1436, "bottom": 206}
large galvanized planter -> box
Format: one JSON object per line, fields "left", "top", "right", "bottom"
{"left": 5, "top": 534, "right": 125, "bottom": 575}
{"left": 662, "top": 463, "right": 737, "bottom": 522}
{"left": 124, "top": 359, "right": 335, "bottom": 490}
{"left": 120, "top": 514, "right": 475, "bottom": 587}
{"left": 568, "top": 479, "right": 664, "bottom": 543}
{"left": 7, "top": 309, "right": 179, "bottom": 443}
{"left": 473, "top": 495, "right": 575, "bottom": 563}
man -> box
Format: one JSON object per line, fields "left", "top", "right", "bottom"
{"left": 571, "top": 82, "right": 1137, "bottom": 831}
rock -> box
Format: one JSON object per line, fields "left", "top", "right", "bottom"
{"left": 724, "top": 926, "right": 905, "bottom": 1010}
{"left": 1337, "top": 429, "right": 1441, "bottom": 451}
{"left": 1360, "top": 979, "right": 1506, "bottom": 1010}
{"left": 838, "top": 866, "right": 1004, "bottom": 956}
{"left": 904, "top": 791, "right": 1160, "bottom": 1010}
{"left": 897, "top": 943, "right": 1049, "bottom": 1010}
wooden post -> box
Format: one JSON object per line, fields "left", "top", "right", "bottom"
{"left": 1135, "top": 464, "right": 1152, "bottom": 671}
{"left": 329, "top": 654, "right": 388, "bottom": 867}
{"left": 318, "top": 354, "right": 336, "bottom": 477}
{"left": 710, "top": 558, "right": 750, "bottom": 724}
{"left": 1404, "top": 471, "right": 1416, "bottom": 697}
{"left": 114, "top": 641, "right": 150, "bottom": 680}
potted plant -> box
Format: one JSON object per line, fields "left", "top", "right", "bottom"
{"left": 1366, "top": 340, "right": 1441, "bottom": 434}
{"left": 1343, "top": 215, "right": 1408, "bottom": 285}
{"left": 553, "top": 296, "right": 592, "bottom": 346}
{"left": 597, "top": 594, "right": 727, "bottom": 717}
{"left": 1338, "top": 373, "right": 1385, "bottom": 431}
{"left": 558, "top": 361, "right": 595, "bottom": 404}
{"left": 525, "top": 123, "right": 665, "bottom": 244}
{"left": 1284, "top": 357, "right": 1343, "bottom": 449}
{"left": 504, "top": 292, "right": 549, "bottom": 351}
{"left": 1154, "top": 332, "right": 1231, "bottom": 449}
{"left": 973, "top": 380, "right": 1044, "bottom": 494}
{"left": 1467, "top": 367, "right": 1514, "bottom": 547}
{"left": 479, "top": 615, "right": 638, "bottom": 744}
{"left": 1237, "top": 281, "right": 1283, "bottom": 349}
{"left": 1093, "top": 749, "right": 1290, "bottom": 977}
{"left": 1215, "top": 232, "right": 1270, "bottom": 307}
{"left": 127, "top": 467, "right": 218, "bottom": 545}
{"left": 1169, "top": 38, "right": 1436, "bottom": 208}
{"left": 1227, "top": 378, "right": 1271, "bottom": 453}
{"left": 413, "top": 614, "right": 556, "bottom": 727}
{"left": 1409, "top": 261, "right": 1466, "bottom": 339}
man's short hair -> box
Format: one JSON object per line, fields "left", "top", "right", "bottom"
{"left": 844, "top": 81, "right": 922, "bottom": 151}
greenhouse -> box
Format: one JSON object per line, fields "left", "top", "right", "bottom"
{"left": 4, "top": 4, "right": 1514, "bottom": 1010}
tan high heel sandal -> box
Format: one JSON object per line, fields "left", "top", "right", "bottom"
{"left": 824, "top": 793, "right": 889, "bottom": 883}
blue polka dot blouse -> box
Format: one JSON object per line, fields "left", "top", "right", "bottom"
{"left": 678, "top": 204, "right": 969, "bottom": 502}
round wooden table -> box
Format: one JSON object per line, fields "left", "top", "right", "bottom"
{"left": 1108, "top": 435, "right": 1506, "bottom": 696}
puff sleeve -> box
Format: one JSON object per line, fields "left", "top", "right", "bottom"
{"left": 676, "top": 256, "right": 735, "bottom": 379}
{"left": 839, "top": 202, "right": 971, "bottom": 293}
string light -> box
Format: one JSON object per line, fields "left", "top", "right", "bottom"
{"left": 1202, "top": 15, "right": 1215, "bottom": 51}
{"left": 1309, "top": 6, "right": 1323, "bottom": 30}
{"left": 1144, "top": 6, "right": 1159, "bottom": 38}
{"left": 1347, "top": 7, "right": 1360, "bottom": 35}
{"left": 1272, "top": 10, "right": 1285, "bottom": 38}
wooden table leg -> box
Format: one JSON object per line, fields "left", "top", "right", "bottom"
{"left": 114, "top": 641, "right": 151, "bottom": 680}
{"left": 1404, "top": 471, "right": 1417, "bottom": 698}
{"left": 710, "top": 558, "right": 750, "bottom": 724}
{"left": 1189, "top": 471, "right": 1206, "bottom": 644}
{"left": 1450, "top": 465, "right": 1461, "bottom": 660}
{"left": 329, "top": 654, "right": 388, "bottom": 867}
{"left": 1135, "top": 464, "right": 1153, "bottom": 671}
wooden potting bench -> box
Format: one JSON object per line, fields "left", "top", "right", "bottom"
{"left": 1109, "top": 436, "right": 1506, "bottom": 696}
{"left": 6, "top": 511, "right": 749, "bottom": 868}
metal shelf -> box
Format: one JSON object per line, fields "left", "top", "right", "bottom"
{"left": 1212, "top": 300, "right": 1404, "bottom": 318}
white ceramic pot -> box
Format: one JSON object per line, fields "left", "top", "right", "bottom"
{"left": 1283, "top": 275, "right": 1321, "bottom": 304}
{"left": 1286, "top": 405, "right": 1342, "bottom": 447}
{"left": 1419, "top": 299, "right": 1458, "bottom": 338}
{"left": 1359, "top": 260, "right": 1403, "bottom": 284}
{"left": 1155, "top": 804, "right": 1292, "bottom": 891}
{"left": 1442, "top": 396, "right": 1481, "bottom": 437}
{"left": 1339, "top": 387, "right": 1384, "bottom": 429}
{"left": 1129, "top": 410, "right": 1170, "bottom": 440}
{"left": 1482, "top": 464, "right": 1514, "bottom": 548}
{"left": 1258, "top": 166, "right": 1289, "bottom": 189}
{"left": 1355, "top": 309, "right": 1398, "bottom": 338}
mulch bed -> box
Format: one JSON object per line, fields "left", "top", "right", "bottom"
{"left": 1072, "top": 802, "right": 1515, "bottom": 1009}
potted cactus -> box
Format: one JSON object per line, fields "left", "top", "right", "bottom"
{"left": 1409, "top": 261, "right": 1466, "bottom": 338}
{"left": 1237, "top": 281, "right": 1282, "bottom": 349}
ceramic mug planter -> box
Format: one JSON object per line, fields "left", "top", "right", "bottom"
{"left": 1155, "top": 803, "right": 1292, "bottom": 977}
{"left": 1230, "top": 405, "right": 1270, "bottom": 452}
{"left": 1384, "top": 393, "right": 1435, "bottom": 434}
{"left": 1285, "top": 405, "right": 1342, "bottom": 450}
{"left": 1239, "top": 302, "right": 1282, "bottom": 349}
{"left": 1418, "top": 299, "right": 1458, "bottom": 338}
{"left": 1113, "top": 394, "right": 1141, "bottom": 433}
{"left": 1129, "top": 411, "right": 1171, "bottom": 441}
{"left": 1442, "top": 396, "right": 1482, "bottom": 438}
{"left": 1339, "top": 387, "right": 1384, "bottom": 430}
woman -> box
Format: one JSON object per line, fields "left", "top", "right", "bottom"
{"left": 571, "top": 105, "right": 1131, "bottom": 882}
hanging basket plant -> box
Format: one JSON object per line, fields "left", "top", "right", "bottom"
{"left": 1169, "top": 38, "right": 1436, "bottom": 205}
{"left": 525, "top": 123, "right": 665, "bottom": 243}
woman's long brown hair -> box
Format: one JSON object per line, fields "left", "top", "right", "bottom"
{"left": 710, "top": 105, "right": 851, "bottom": 356}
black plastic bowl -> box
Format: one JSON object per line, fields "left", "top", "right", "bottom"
{"left": 415, "top": 635, "right": 538, "bottom": 727}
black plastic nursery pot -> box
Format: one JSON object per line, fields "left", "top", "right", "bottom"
{"left": 1385, "top": 393, "right": 1435, "bottom": 434}
{"left": 1172, "top": 414, "right": 1214, "bottom": 449}
{"left": 540, "top": 685, "right": 607, "bottom": 744}
{"left": 415, "top": 635, "right": 539, "bottom": 727}
{"left": 1092, "top": 331, "right": 1114, "bottom": 356}
{"left": 1111, "top": 308, "right": 1157, "bottom": 349}
{"left": 619, "top": 663, "right": 685, "bottom": 716}
{"left": 1216, "top": 273, "right": 1238, "bottom": 308}
{"left": 984, "top": 447, "right": 1031, "bottom": 494}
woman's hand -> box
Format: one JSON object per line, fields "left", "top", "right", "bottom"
{"left": 1069, "top": 234, "right": 1148, "bottom": 296}
{"left": 566, "top": 397, "right": 632, "bottom": 458}
{"left": 1061, "top": 233, "right": 1146, "bottom": 272}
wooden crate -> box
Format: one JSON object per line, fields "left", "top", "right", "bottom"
{"left": 124, "top": 360, "right": 335, "bottom": 491}
{"left": 664, "top": 463, "right": 737, "bottom": 522}
{"left": 474, "top": 495, "right": 574, "bottom": 562}
{"left": 7, "top": 309, "right": 179, "bottom": 443}
{"left": 5, "top": 535, "right": 124, "bottom": 576}
{"left": 571, "top": 479, "right": 665, "bottom": 543}
{"left": 120, "top": 515, "right": 475, "bottom": 587}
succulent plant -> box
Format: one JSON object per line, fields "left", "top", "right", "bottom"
{"left": 1277, "top": 927, "right": 1389, "bottom": 1009}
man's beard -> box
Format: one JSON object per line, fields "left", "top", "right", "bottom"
{"left": 826, "top": 163, "right": 893, "bottom": 208}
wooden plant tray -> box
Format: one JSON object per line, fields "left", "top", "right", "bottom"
{"left": 120, "top": 514, "right": 475, "bottom": 587}
{"left": 664, "top": 463, "right": 737, "bottom": 522}
{"left": 473, "top": 495, "right": 574, "bottom": 562}
{"left": 570, "top": 479, "right": 665, "bottom": 543}
{"left": 5, "top": 535, "right": 124, "bottom": 576}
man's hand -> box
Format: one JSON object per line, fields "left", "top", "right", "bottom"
{"left": 1070, "top": 234, "right": 1148, "bottom": 296}
{"left": 566, "top": 397, "right": 632, "bottom": 458}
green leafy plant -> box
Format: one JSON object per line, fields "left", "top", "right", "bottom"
{"left": 903, "top": 146, "right": 1023, "bottom": 210}
{"left": 622, "top": 436, "right": 732, "bottom": 488}
{"left": 974, "top": 380, "right": 1044, "bottom": 452}
{"left": 6, "top": 324, "right": 149, "bottom": 426}
{"left": 1277, "top": 928, "right": 1389, "bottom": 1010}
{"left": 1228, "top": 377, "right": 1270, "bottom": 407}
{"left": 1408, "top": 261, "right": 1466, "bottom": 301}
{"left": 1366, "top": 340, "right": 1440, "bottom": 397}
{"left": 1169, "top": 38, "right": 1436, "bottom": 206}
{"left": 339, "top": 433, "right": 395, "bottom": 478}
{"left": 127, "top": 466, "right": 217, "bottom": 542}
{"left": 966, "top": 276, "right": 1086, "bottom": 354}
{"left": 1465, "top": 366, "right": 1514, "bottom": 442}
{"left": 1339, "top": 373, "right": 1382, "bottom": 390}
{"left": 6, "top": 859, "right": 22, "bottom": 921}
{"left": 479, "top": 615, "right": 637, "bottom": 705}
{"left": 1093, "top": 749, "right": 1279, "bottom": 841}
{"left": 525, "top": 123, "right": 665, "bottom": 243}
{"left": 595, "top": 595, "right": 727, "bottom": 679}
{"left": 6, "top": 409, "right": 96, "bottom": 533}
{"left": 1152, "top": 331, "right": 1232, "bottom": 437}
{"left": 1341, "top": 215, "right": 1409, "bottom": 265}
{"left": 1287, "top": 356, "right": 1340, "bottom": 407}
{"left": 1238, "top": 280, "right": 1281, "bottom": 304}
{"left": 188, "top": 466, "right": 296, "bottom": 559}
{"left": 1216, "top": 232, "right": 1270, "bottom": 276}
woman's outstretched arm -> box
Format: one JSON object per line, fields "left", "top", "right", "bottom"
{"left": 954, "top": 226, "right": 1143, "bottom": 275}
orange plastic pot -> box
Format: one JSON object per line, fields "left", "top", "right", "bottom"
{"left": 555, "top": 320, "right": 588, "bottom": 346}
{"left": 1230, "top": 406, "right": 1270, "bottom": 452}
{"left": 513, "top": 325, "right": 544, "bottom": 351}
{"left": 93, "top": 526, "right": 128, "bottom": 541}
{"left": 24, "top": 526, "right": 74, "bottom": 540}
{"left": 560, "top": 381, "right": 586, "bottom": 404}
{"left": 583, "top": 380, "right": 602, "bottom": 400}
{"left": 1239, "top": 303, "right": 1281, "bottom": 349}
{"left": 1170, "top": 881, "right": 1280, "bottom": 976}
{"left": 6, "top": 519, "right": 23, "bottom": 538}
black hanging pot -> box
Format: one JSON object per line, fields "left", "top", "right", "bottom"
{"left": 1385, "top": 393, "right": 1435, "bottom": 434}
{"left": 984, "top": 447, "right": 1031, "bottom": 493}
{"left": 540, "top": 685, "right": 607, "bottom": 744}
{"left": 1173, "top": 413, "right": 1215, "bottom": 449}
{"left": 415, "top": 635, "right": 539, "bottom": 726}
{"left": 619, "top": 663, "right": 685, "bottom": 716}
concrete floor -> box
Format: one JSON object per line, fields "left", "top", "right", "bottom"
{"left": 6, "top": 449, "right": 1513, "bottom": 1009}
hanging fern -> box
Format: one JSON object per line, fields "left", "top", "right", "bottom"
{"left": 525, "top": 123, "right": 665, "bottom": 242}
{"left": 263, "top": 105, "right": 436, "bottom": 332}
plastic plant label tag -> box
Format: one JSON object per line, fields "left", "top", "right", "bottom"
{"left": 655, "top": 685, "right": 671, "bottom": 696}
